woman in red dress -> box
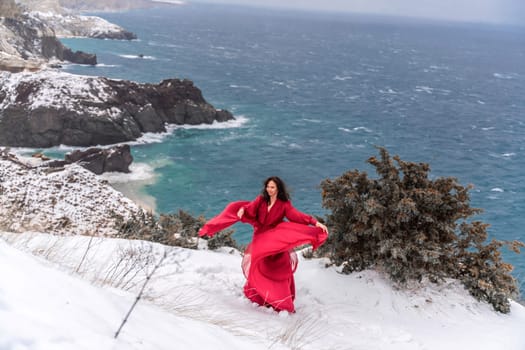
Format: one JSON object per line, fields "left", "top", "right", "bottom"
{"left": 199, "top": 176, "right": 328, "bottom": 313}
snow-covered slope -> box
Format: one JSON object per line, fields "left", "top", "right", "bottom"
{"left": 0, "top": 238, "right": 272, "bottom": 350}
{"left": 0, "top": 70, "right": 115, "bottom": 112}
{"left": 2, "top": 232, "right": 524, "bottom": 350}
{"left": 0, "top": 154, "right": 142, "bottom": 235}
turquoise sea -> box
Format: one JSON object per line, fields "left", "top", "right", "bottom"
{"left": 59, "top": 3, "right": 525, "bottom": 295}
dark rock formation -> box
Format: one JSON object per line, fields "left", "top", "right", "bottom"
{"left": 67, "top": 144, "right": 133, "bottom": 174}
{"left": 0, "top": 71, "right": 235, "bottom": 147}
{"left": 13, "top": 0, "right": 138, "bottom": 41}
{"left": 1, "top": 12, "right": 97, "bottom": 69}
{"left": 41, "top": 36, "right": 97, "bottom": 65}
{"left": 46, "top": 144, "right": 133, "bottom": 174}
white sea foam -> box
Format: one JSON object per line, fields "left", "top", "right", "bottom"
{"left": 353, "top": 126, "right": 372, "bottom": 132}
{"left": 481, "top": 127, "right": 495, "bottom": 131}
{"left": 333, "top": 75, "right": 352, "bottom": 81}
{"left": 414, "top": 86, "right": 451, "bottom": 95}
{"left": 345, "top": 143, "right": 366, "bottom": 149}
{"left": 148, "top": 41, "right": 182, "bottom": 48}
{"left": 173, "top": 115, "right": 249, "bottom": 130}
{"left": 99, "top": 162, "right": 156, "bottom": 184}
{"left": 415, "top": 86, "right": 434, "bottom": 94}
{"left": 271, "top": 81, "right": 293, "bottom": 89}
{"left": 118, "top": 54, "right": 156, "bottom": 60}
{"left": 229, "top": 84, "right": 255, "bottom": 91}
{"left": 491, "top": 188, "right": 504, "bottom": 193}
{"left": 502, "top": 153, "right": 516, "bottom": 158}
{"left": 302, "top": 118, "right": 322, "bottom": 123}
{"left": 429, "top": 65, "right": 450, "bottom": 70}
{"left": 379, "top": 88, "right": 397, "bottom": 94}
{"left": 132, "top": 125, "right": 178, "bottom": 145}
{"left": 338, "top": 126, "right": 372, "bottom": 133}
{"left": 96, "top": 63, "right": 119, "bottom": 67}
{"left": 493, "top": 73, "right": 516, "bottom": 80}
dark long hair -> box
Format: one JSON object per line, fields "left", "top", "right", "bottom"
{"left": 261, "top": 176, "right": 290, "bottom": 203}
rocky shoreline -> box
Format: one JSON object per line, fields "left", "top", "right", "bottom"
{"left": 0, "top": 0, "right": 235, "bottom": 148}
{"left": 0, "top": 0, "right": 139, "bottom": 72}
{"left": 0, "top": 70, "right": 234, "bottom": 147}
{"left": 0, "top": 0, "right": 233, "bottom": 227}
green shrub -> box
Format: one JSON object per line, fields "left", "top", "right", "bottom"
{"left": 206, "top": 229, "right": 241, "bottom": 251}
{"left": 318, "top": 147, "right": 523, "bottom": 313}
{"left": 114, "top": 209, "right": 205, "bottom": 249}
{"left": 114, "top": 209, "right": 240, "bottom": 251}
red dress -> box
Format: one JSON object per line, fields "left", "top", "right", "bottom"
{"left": 199, "top": 195, "right": 327, "bottom": 312}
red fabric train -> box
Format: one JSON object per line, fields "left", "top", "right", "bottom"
{"left": 199, "top": 196, "right": 327, "bottom": 313}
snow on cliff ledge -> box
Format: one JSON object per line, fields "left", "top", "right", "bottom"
{"left": 0, "top": 70, "right": 117, "bottom": 116}
{"left": 0, "top": 154, "right": 143, "bottom": 235}
{"left": 28, "top": 11, "right": 135, "bottom": 39}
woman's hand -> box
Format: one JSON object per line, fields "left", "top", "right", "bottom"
{"left": 237, "top": 207, "right": 244, "bottom": 219}
{"left": 315, "top": 221, "right": 328, "bottom": 234}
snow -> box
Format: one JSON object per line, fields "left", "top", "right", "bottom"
{"left": 0, "top": 156, "right": 142, "bottom": 235}
{"left": 29, "top": 11, "right": 128, "bottom": 38}
{"left": 1, "top": 230, "right": 524, "bottom": 350}
{"left": 0, "top": 70, "right": 120, "bottom": 117}
{"left": 0, "top": 237, "right": 270, "bottom": 350}
{"left": 0, "top": 153, "right": 524, "bottom": 350}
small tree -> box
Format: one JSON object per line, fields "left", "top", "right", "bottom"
{"left": 115, "top": 209, "right": 205, "bottom": 249}
{"left": 319, "top": 147, "right": 523, "bottom": 313}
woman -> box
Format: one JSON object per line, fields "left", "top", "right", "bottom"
{"left": 199, "top": 176, "right": 328, "bottom": 313}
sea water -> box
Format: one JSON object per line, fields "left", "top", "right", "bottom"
{"left": 59, "top": 3, "right": 525, "bottom": 295}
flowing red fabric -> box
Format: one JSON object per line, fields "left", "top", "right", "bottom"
{"left": 199, "top": 196, "right": 327, "bottom": 312}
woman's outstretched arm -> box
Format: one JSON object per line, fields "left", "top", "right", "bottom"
{"left": 237, "top": 195, "right": 262, "bottom": 219}
{"left": 284, "top": 201, "right": 328, "bottom": 233}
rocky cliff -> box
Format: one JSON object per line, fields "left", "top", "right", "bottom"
{"left": 0, "top": 0, "right": 139, "bottom": 73}
{"left": 28, "top": 11, "right": 137, "bottom": 40}
{"left": 0, "top": 0, "right": 100, "bottom": 72}
{"left": 16, "top": 0, "right": 138, "bottom": 39}
{"left": 0, "top": 0, "right": 230, "bottom": 149}
{"left": 0, "top": 70, "right": 234, "bottom": 147}
{"left": 0, "top": 20, "right": 97, "bottom": 72}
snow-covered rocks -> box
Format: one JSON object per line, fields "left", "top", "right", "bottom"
{"left": 29, "top": 11, "right": 137, "bottom": 40}
{"left": 0, "top": 70, "right": 234, "bottom": 147}
{"left": 0, "top": 152, "right": 143, "bottom": 235}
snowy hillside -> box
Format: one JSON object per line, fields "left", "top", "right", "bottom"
{"left": 0, "top": 155, "right": 142, "bottom": 235}
{"left": 1, "top": 231, "right": 524, "bottom": 350}
{"left": 0, "top": 238, "right": 271, "bottom": 350}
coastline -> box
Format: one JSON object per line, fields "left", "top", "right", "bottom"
{"left": 110, "top": 180, "right": 157, "bottom": 213}
{"left": 99, "top": 162, "right": 159, "bottom": 213}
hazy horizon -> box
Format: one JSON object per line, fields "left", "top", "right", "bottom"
{"left": 192, "top": 0, "right": 525, "bottom": 26}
